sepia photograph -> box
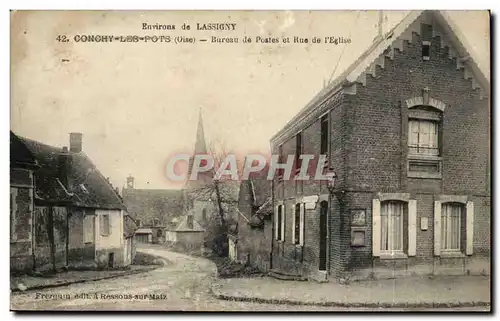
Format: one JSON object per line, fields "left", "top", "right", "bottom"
{"left": 9, "top": 9, "right": 491, "bottom": 312}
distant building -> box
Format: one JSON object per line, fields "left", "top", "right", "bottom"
{"left": 122, "top": 180, "right": 184, "bottom": 244}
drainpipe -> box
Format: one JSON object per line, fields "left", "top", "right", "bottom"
{"left": 270, "top": 179, "right": 274, "bottom": 270}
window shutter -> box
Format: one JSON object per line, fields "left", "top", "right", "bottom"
{"left": 281, "top": 205, "right": 285, "bottom": 241}
{"left": 99, "top": 214, "right": 104, "bottom": 236}
{"left": 372, "top": 199, "right": 381, "bottom": 257}
{"left": 408, "top": 200, "right": 417, "bottom": 256}
{"left": 466, "top": 201, "right": 474, "bottom": 255}
{"left": 299, "top": 203, "right": 305, "bottom": 246}
{"left": 434, "top": 201, "right": 442, "bottom": 256}
{"left": 275, "top": 205, "right": 279, "bottom": 240}
{"left": 292, "top": 205, "right": 296, "bottom": 244}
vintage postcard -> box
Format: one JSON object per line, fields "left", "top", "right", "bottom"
{"left": 10, "top": 10, "right": 491, "bottom": 312}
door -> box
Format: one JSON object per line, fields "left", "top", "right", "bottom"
{"left": 319, "top": 201, "right": 328, "bottom": 271}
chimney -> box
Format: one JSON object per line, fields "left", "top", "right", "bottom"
{"left": 69, "top": 132, "right": 83, "bottom": 153}
{"left": 58, "top": 146, "right": 72, "bottom": 192}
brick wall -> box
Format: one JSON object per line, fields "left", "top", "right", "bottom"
{"left": 270, "top": 19, "right": 490, "bottom": 280}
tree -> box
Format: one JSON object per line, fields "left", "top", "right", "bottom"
{"left": 186, "top": 141, "right": 240, "bottom": 256}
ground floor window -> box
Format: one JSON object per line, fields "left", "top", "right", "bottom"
{"left": 381, "top": 201, "right": 405, "bottom": 253}
{"left": 275, "top": 205, "right": 285, "bottom": 241}
{"left": 441, "top": 203, "right": 463, "bottom": 251}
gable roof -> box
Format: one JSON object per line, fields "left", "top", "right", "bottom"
{"left": 10, "top": 131, "right": 38, "bottom": 168}
{"left": 271, "top": 10, "right": 490, "bottom": 145}
{"left": 13, "top": 132, "right": 125, "bottom": 210}
{"left": 173, "top": 215, "right": 205, "bottom": 232}
{"left": 122, "top": 188, "right": 184, "bottom": 229}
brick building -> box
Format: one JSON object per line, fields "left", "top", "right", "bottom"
{"left": 269, "top": 11, "right": 490, "bottom": 281}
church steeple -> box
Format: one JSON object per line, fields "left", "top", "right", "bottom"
{"left": 185, "top": 108, "right": 212, "bottom": 189}
{"left": 193, "top": 108, "right": 208, "bottom": 155}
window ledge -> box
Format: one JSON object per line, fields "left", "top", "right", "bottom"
{"left": 408, "top": 155, "right": 442, "bottom": 161}
{"left": 408, "top": 172, "right": 442, "bottom": 179}
{"left": 379, "top": 252, "right": 408, "bottom": 260}
{"left": 439, "top": 251, "right": 465, "bottom": 258}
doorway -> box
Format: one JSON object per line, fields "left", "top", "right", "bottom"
{"left": 319, "top": 201, "right": 328, "bottom": 271}
{"left": 108, "top": 253, "right": 114, "bottom": 268}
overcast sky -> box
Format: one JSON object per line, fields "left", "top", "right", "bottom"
{"left": 11, "top": 10, "right": 489, "bottom": 190}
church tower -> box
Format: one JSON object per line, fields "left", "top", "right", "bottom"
{"left": 183, "top": 108, "right": 214, "bottom": 221}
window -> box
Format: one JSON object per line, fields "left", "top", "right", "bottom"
{"left": 408, "top": 119, "right": 439, "bottom": 156}
{"left": 434, "top": 198, "right": 473, "bottom": 256}
{"left": 157, "top": 229, "right": 163, "bottom": 237}
{"left": 292, "top": 203, "right": 305, "bottom": 246}
{"left": 136, "top": 219, "right": 141, "bottom": 227}
{"left": 100, "top": 214, "right": 110, "bottom": 236}
{"left": 295, "top": 133, "right": 302, "bottom": 172}
{"left": 275, "top": 205, "right": 285, "bottom": 241}
{"left": 380, "top": 201, "right": 405, "bottom": 253}
{"left": 320, "top": 114, "right": 329, "bottom": 165}
{"left": 441, "top": 203, "right": 463, "bottom": 251}
{"left": 277, "top": 145, "right": 284, "bottom": 181}
{"left": 422, "top": 41, "right": 430, "bottom": 60}
{"left": 202, "top": 209, "right": 207, "bottom": 221}
{"left": 83, "top": 214, "right": 94, "bottom": 243}
{"left": 187, "top": 215, "right": 194, "bottom": 229}
{"left": 294, "top": 204, "right": 301, "bottom": 244}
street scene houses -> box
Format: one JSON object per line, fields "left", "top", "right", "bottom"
{"left": 121, "top": 176, "right": 184, "bottom": 244}
{"left": 267, "top": 10, "right": 490, "bottom": 281}
{"left": 10, "top": 131, "right": 135, "bottom": 274}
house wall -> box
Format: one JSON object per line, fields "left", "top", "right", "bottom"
{"left": 236, "top": 181, "right": 273, "bottom": 272}
{"left": 33, "top": 206, "right": 68, "bottom": 272}
{"left": 68, "top": 208, "right": 96, "bottom": 269}
{"left": 339, "top": 22, "right": 490, "bottom": 279}
{"left": 188, "top": 199, "right": 215, "bottom": 226}
{"left": 168, "top": 231, "right": 205, "bottom": 253}
{"left": 270, "top": 18, "right": 490, "bottom": 280}
{"left": 10, "top": 167, "right": 35, "bottom": 273}
{"left": 135, "top": 233, "right": 152, "bottom": 243}
{"left": 95, "top": 209, "right": 124, "bottom": 268}
{"left": 271, "top": 90, "right": 343, "bottom": 279}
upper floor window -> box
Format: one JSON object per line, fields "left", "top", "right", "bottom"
{"left": 187, "top": 215, "right": 194, "bottom": 229}
{"left": 320, "top": 114, "right": 329, "bottom": 156}
{"left": 408, "top": 118, "right": 439, "bottom": 156}
{"left": 277, "top": 145, "right": 284, "bottom": 182}
{"left": 295, "top": 132, "right": 302, "bottom": 172}
{"left": 407, "top": 102, "right": 443, "bottom": 179}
